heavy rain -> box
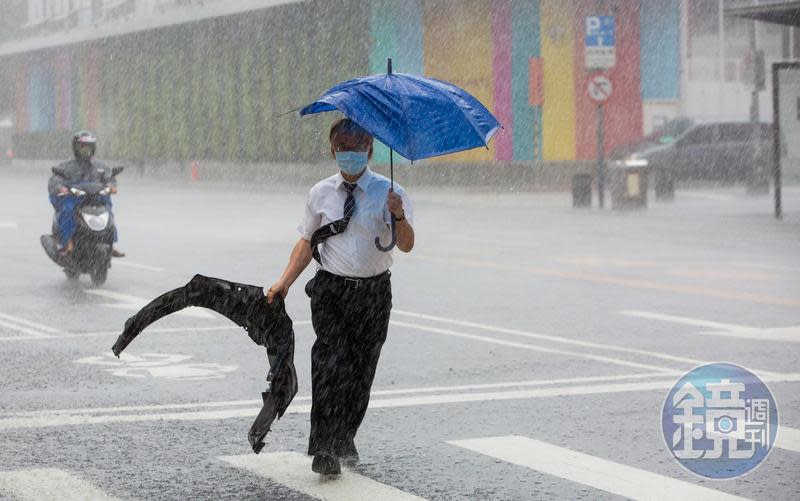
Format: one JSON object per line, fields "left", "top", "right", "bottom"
{"left": 0, "top": 0, "right": 799, "bottom": 500}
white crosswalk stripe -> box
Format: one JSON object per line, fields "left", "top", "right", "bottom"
{"left": 776, "top": 426, "right": 800, "bottom": 453}
{"left": 220, "top": 451, "right": 427, "bottom": 501}
{"left": 449, "top": 435, "right": 749, "bottom": 501}
{"left": 0, "top": 468, "right": 121, "bottom": 501}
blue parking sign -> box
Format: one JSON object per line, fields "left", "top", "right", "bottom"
{"left": 585, "top": 16, "right": 615, "bottom": 47}
{"left": 585, "top": 15, "right": 615, "bottom": 69}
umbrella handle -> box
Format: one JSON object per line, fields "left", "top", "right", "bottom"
{"left": 375, "top": 215, "right": 397, "bottom": 252}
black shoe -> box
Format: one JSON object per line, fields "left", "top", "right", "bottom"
{"left": 311, "top": 453, "right": 341, "bottom": 475}
{"left": 111, "top": 247, "right": 125, "bottom": 258}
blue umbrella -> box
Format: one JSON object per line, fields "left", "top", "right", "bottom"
{"left": 298, "top": 59, "right": 501, "bottom": 251}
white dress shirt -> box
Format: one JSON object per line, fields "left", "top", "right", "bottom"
{"left": 298, "top": 167, "right": 414, "bottom": 278}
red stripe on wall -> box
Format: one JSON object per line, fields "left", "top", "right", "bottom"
{"left": 491, "top": 0, "right": 513, "bottom": 161}
{"left": 572, "top": 2, "right": 643, "bottom": 160}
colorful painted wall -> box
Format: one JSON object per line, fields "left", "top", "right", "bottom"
{"left": 9, "top": 0, "right": 663, "bottom": 163}
{"left": 370, "top": 0, "right": 645, "bottom": 163}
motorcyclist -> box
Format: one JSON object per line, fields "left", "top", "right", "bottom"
{"left": 48, "top": 131, "right": 125, "bottom": 257}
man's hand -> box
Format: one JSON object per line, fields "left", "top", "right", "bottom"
{"left": 387, "top": 189, "right": 404, "bottom": 219}
{"left": 266, "top": 279, "right": 289, "bottom": 304}
{"left": 57, "top": 186, "right": 69, "bottom": 197}
{"left": 110, "top": 186, "right": 118, "bottom": 194}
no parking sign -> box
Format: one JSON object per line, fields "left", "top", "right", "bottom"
{"left": 586, "top": 74, "right": 613, "bottom": 103}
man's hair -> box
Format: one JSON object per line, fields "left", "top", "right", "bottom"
{"left": 329, "top": 118, "right": 372, "bottom": 144}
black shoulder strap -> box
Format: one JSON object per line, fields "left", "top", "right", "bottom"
{"left": 309, "top": 218, "right": 349, "bottom": 264}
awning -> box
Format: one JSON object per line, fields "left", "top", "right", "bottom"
{"left": 724, "top": 1, "right": 800, "bottom": 27}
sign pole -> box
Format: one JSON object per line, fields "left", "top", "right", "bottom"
{"left": 584, "top": 14, "right": 615, "bottom": 209}
{"left": 772, "top": 63, "right": 782, "bottom": 220}
{"left": 596, "top": 104, "right": 605, "bottom": 209}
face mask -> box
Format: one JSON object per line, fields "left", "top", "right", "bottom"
{"left": 335, "top": 151, "right": 368, "bottom": 176}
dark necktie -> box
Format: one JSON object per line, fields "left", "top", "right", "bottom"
{"left": 310, "top": 182, "right": 356, "bottom": 264}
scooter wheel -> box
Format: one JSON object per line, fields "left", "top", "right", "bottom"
{"left": 64, "top": 269, "right": 79, "bottom": 281}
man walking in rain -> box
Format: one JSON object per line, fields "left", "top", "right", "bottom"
{"left": 266, "top": 118, "right": 414, "bottom": 476}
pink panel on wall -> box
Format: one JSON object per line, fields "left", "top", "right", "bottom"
{"left": 491, "top": 0, "right": 513, "bottom": 161}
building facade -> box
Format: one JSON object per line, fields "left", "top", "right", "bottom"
{"left": 0, "top": 0, "right": 796, "bottom": 164}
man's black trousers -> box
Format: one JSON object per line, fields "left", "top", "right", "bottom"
{"left": 306, "top": 269, "right": 392, "bottom": 457}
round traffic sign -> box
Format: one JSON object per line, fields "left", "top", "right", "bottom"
{"left": 587, "top": 74, "right": 612, "bottom": 103}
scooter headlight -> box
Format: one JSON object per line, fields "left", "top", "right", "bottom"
{"left": 81, "top": 211, "right": 109, "bottom": 231}
{"left": 70, "top": 187, "right": 86, "bottom": 196}
{"left": 99, "top": 186, "right": 111, "bottom": 196}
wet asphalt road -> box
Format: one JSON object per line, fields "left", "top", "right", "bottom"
{"left": 1, "top": 168, "right": 799, "bottom": 500}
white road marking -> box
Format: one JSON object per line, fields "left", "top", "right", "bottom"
{"left": 0, "top": 373, "right": 663, "bottom": 418}
{"left": 369, "top": 372, "right": 669, "bottom": 396}
{"left": 0, "top": 321, "right": 312, "bottom": 341}
{"left": 4, "top": 373, "right": 800, "bottom": 432}
{"left": 776, "top": 426, "right": 800, "bottom": 453}
{"left": 391, "top": 319, "right": 675, "bottom": 373}
{"left": 0, "top": 221, "right": 17, "bottom": 229}
{"left": 112, "top": 260, "right": 165, "bottom": 272}
{"left": 0, "top": 468, "right": 121, "bottom": 501}
{"left": 697, "top": 326, "right": 800, "bottom": 342}
{"left": 220, "top": 452, "right": 427, "bottom": 501}
{"left": 75, "top": 352, "right": 238, "bottom": 380}
{"left": 679, "top": 191, "right": 735, "bottom": 202}
{"left": 448, "top": 436, "right": 748, "bottom": 501}
{"left": 392, "top": 309, "right": 718, "bottom": 370}
{"left": 620, "top": 310, "right": 753, "bottom": 331}
{"left": 84, "top": 289, "right": 214, "bottom": 319}
{"left": 732, "top": 261, "right": 800, "bottom": 274}
{"left": 0, "top": 319, "right": 49, "bottom": 339}
{"left": 622, "top": 310, "right": 800, "bottom": 342}
{"left": 0, "top": 313, "right": 59, "bottom": 333}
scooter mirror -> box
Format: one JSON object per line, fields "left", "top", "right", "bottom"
{"left": 111, "top": 166, "right": 124, "bottom": 176}
{"left": 52, "top": 167, "right": 67, "bottom": 177}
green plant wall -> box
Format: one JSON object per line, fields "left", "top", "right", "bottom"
{"left": 87, "top": 0, "right": 369, "bottom": 164}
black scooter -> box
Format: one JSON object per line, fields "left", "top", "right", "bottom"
{"left": 41, "top": 166, "right": 123, "bottom": 286}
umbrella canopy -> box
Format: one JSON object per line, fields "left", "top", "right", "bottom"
{"left": 299, "top": 72, "right": 501, "bottom": 161}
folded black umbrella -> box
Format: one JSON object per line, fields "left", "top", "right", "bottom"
{"left": 111, "top": 274, "right": 297, "bottom": 453}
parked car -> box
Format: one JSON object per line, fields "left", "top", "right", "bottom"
{"left": 614, "top": 120, "right": 776, "bottom": 186}
{"left": 611, "top": 117, "right": 694, "bottom": 162}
